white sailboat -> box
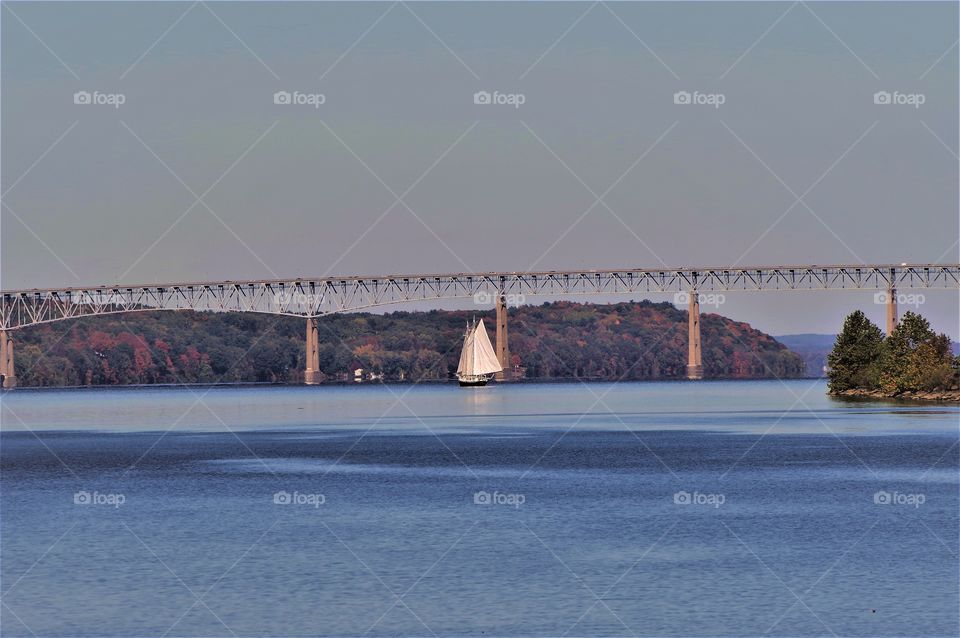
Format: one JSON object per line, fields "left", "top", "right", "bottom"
{"left": 456, "top": 318, "right": 502, "bottom": 386}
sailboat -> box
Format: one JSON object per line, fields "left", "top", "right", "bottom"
{"left": 456, "top": 318, "right": 502, "bottom": 386}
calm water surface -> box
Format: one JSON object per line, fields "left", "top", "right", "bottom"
{"left": 2, "top": 380, "right": 958, "bottom": 636}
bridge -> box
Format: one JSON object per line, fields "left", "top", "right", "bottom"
{"left": 1, "top": 263, "right": 958, "bottom": 387}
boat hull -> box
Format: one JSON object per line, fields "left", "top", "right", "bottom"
{"left": 457, "top": 374, "right": 492, "bottom": 387}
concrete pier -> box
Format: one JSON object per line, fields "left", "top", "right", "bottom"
{"left": 1, "top": 331, "right": 16, "bottom": 388}
{"left": 304, "top": 318, "right": 321, "bottom": 384}
{"left": 886, "top": 288, "right": 898, "bottom": 335}
{"left": 495, "top": 294, "right": 511, "bottom": 380}
{"left": 686, "top": 292, "right": 703, "bottom": 380}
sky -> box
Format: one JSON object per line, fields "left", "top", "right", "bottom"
{"left": 2, "top": 1, "right": 958, "bottom": 337}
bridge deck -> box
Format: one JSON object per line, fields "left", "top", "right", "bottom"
{"left": 2, "top": 263, "right": 957, "bottom": 330}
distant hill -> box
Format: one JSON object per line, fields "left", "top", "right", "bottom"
{"left": 13, "top": 300, "right": 805, "bottom": 387}
{"left": 775, "top": 334, "right": 837, "bottom": 377}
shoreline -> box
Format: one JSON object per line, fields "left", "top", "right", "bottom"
{"left": 2, "top": 376, "right": 818, "bottom": 392}
{"left": 830, "top": 387, "right": 960, "bottom": 403}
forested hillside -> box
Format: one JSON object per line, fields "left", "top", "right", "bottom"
{"left": 12, "top": 300, "right": 804, "bottom": 386}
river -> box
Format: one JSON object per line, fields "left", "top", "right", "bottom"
{"left": 1, "top": 379, "right": 957, "bottom": 636}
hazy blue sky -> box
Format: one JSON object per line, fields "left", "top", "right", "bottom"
{"left": 2, "top": 1, "right": 957, "bottom": 336}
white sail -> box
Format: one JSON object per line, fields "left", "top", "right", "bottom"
{"left": 457, "top": 319, "right": 502, "bottom": 377}
{"left": 471, "top": 319, "right": 503, "bottom": 375}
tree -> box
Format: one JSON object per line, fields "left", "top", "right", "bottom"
{"left": 880, "top": 311, "right": 956, "bottom": 393}
{"left": 827, "top": 310, "right": 884, "bottom": 392}
{"left": 878, "top": 330, "right": 910, "bottom": 395}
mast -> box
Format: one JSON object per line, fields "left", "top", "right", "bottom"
{"left": 457, "top": 321, "right": 475, "bottom": 376}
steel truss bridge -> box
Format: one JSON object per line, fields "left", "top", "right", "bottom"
{"left": 1, "top": 263, "right": 956, "bottom": 387}
{"left": 2, "top": 263, "right": 958, "bottom": 331}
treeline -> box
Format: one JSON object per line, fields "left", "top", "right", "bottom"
{"left": 827, "top": 310, "right": 958, "bottom": 395}
{"left": 13, "top": 300, "right": 804, "bottom": 387}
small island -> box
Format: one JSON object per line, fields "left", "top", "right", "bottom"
{"left": 827, "top": 310, "right": 959, "bottom": 402}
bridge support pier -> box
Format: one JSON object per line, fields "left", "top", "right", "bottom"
{"left": 495, "top": 294, "right": 511, "bottom": 380}
{"left": 686, "top": 292, "right": 703, "bottom": 380}
{"left": 304, "top": 318, "right": 321, "bottom": 385}
{"left": 886, "top": 287, "right": 898, "bottom": 335}
{"left": 1, "top": 331, "right": 16, "bottom": 389}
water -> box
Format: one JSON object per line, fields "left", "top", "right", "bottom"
{"left": 2, "top": 380, "right": 957, "bottom": 637}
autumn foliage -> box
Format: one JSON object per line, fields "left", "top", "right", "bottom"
{"left": 12, "top": 300, "right": 804, "bottom": 386}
